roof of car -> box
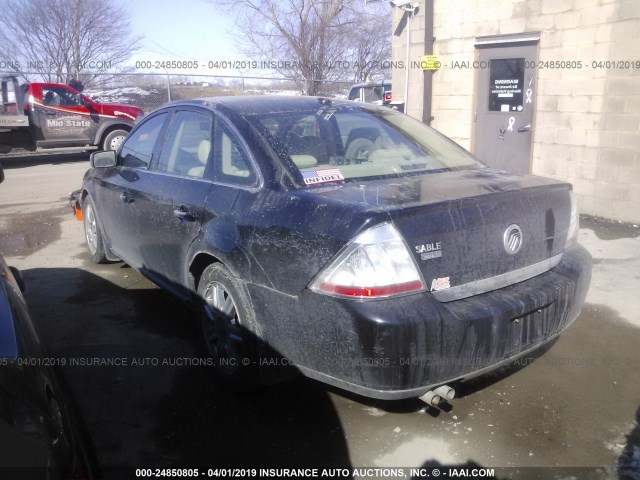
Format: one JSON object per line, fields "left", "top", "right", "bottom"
{"left": 349, "top": 80, "right": 391, "bottom": 88}
{"left": 160, "top": 95, "right": 381, "bottom": 115}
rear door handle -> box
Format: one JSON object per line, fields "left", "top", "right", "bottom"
{"left": 517, "top": 124, "right": 531, "bottom": 133}
{"left": 173, "top": 206, "right": 197, "bottom": 222}
{"left": 120, "top": 192, "right": 134, "bottom": 203}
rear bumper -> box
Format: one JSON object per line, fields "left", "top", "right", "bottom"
{"left": 248, "top": 244, "right": 592, "bottom": 400}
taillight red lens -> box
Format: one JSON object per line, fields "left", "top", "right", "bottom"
{"left": 318, "top": 281, "right": 425, "bottom": 298}
{"left": 309, "top": 223, "right": 425, "bottom": 300}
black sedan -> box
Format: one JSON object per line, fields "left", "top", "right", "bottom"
{"left": 72, "top": 96, "right": 591, "bottom": 403}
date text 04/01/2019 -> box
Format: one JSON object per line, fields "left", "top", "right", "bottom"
{"left": 134, "top": 467, "right": 497, "bottom": 478}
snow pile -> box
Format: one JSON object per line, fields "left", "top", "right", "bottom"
{"left": 262, "top": 90, "right": 302, "bottom": 96}
{"left": 84, "top": 87, "right": 153, "bottom": 104}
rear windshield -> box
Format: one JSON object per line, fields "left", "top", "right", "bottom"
{"left": 348, "top": 85, "right": 388, "bottom": 103}
{"left": 246, "top": 105, "right": 481, "bottom": 186}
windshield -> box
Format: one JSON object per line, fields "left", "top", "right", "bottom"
{"left": 247, "top": 105, "right": 482, "bottom": 186}
{"left": 348, "top": 85, "right": 388, "bottom": 103}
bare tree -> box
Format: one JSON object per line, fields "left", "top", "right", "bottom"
{"left": 349, "top": 13, "right": 392, "bottom": 83}
{"left": 0, "top": 0, "right": 141, "bottom": 87}
{"left": 209, "top": 0, "right": 391, "bottom": 95}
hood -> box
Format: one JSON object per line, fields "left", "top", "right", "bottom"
{"left": 97, "top": 103, "right": 144, "bottom": 122}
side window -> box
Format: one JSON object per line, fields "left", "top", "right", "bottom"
{"left": 213, "top": 120, "right": 256, "bottom": 186}
{"left": 284, "top": 114, "right": 337, "bottom": 165}
{"left": 156, "top": 110, "right": 212, "bottom": 179}
{"left": 290, "top": 115, "right": 318, "bottom": 138}
{"left": 348, "top": 87, "right": 361, "bottom": 101}
{"left": 118, "top": 113, "right": 167, "bottom": 169}
{"left": 363, "top": 86, "right": 383, "bottom": 103}
{"left": 42, "top": 86, "right": 81, "bottom": 106}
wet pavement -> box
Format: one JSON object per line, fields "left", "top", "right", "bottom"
{"left": 0, "top": 154, "right": 639, "bottom": 479}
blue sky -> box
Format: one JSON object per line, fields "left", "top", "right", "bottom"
{"left": 122, "top": 0, "right": 245, "bottom": 75}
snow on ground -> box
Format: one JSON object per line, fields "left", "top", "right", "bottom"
{"left": 84, "top": 87, "right": 153, "bottom": 103}
{"left": 262, "top": 90, "right": 302, "bottom": 96}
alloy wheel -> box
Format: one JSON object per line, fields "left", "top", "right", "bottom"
{"left": 202, "top": 281, "right": 244, "bottom": 375}
{"left": 84, "top": 203, "right": 98, "bottom": 255}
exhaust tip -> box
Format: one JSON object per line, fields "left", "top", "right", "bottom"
{"left": 434, "top": 385, "right": 456, "bottom": 401}
{"left": 419, "top": 390, "right": 442, "bottom": 407}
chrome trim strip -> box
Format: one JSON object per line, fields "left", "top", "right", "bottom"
{"left": 432, "top": 253, "right": 563, "bottom": 303}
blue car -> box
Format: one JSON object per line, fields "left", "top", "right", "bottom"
{"left": 1, "top": 164, "right": 98, "bottom": 478}
{"left": 70, "top": 96, "right": 591, "bottom": 404}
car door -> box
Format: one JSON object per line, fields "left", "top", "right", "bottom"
{"left": 35, "top": 85, "right": 98, "bottom": 146}
{"left": 95, "top": 111, "right": 169, "bottom": 267}
{"left": 131, "top": 108, "right": 215, "bottom": 294}
{"left": 196, "top": 112, "right": 262, "bottom": 275}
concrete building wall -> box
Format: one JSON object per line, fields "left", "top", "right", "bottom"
{"left": 391, "top": 0, "right": 640, "bottom": 223}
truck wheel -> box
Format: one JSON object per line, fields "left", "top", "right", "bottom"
{"left": 102, "top": 129, "right": 128, "bottom": 151}
{"left": 83, "top": 196, "right": 108, "bottom": 264}
{"left": 198, "top": 263, "right": 261, "bottom": 390}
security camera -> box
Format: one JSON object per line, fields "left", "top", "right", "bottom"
{"left": 389, "top": 0, "right": 418, "bottom": 12}
{"left": 390, "top": 0, "right": 413, "bottom": 6}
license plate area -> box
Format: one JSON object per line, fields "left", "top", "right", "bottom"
{"left": 506, "top": 302, "right": 557, "bottom": 356}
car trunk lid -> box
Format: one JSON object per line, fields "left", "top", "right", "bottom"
{"left": 295, "top": 168, "right": 572, "bottom": 300}
{"left": 384, "top": 171, "right": 572, "bottom": 300}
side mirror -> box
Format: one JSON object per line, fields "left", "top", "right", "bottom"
{"left": 81, "top": 96, "right": 94, "bottom": 107}
{"left": 91, "top": 150, "right": 117, "bottom": 168}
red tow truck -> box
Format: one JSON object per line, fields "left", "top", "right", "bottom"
{"left": 0, "top": 75, "right": 144, "bottom": 154}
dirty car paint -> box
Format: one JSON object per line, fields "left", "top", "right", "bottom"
{"left": 76, "top": 96, "right": 592, "bottom": 400}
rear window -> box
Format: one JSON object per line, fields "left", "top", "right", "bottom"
{"left": 348, "top": 85, "right": 388, "bottom": 104}
{"left": 247, "top": 106, "right": 480, "bottom": 186}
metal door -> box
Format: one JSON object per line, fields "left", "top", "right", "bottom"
{"left": 35, "top": 85, "right": 97, "bottom": 146}
{"left": 133, "top": 108, "right": 214, "bottom": 291}
{"left": 473, "top": 35, "right": 538, "bottom": 173}
{"left": 97, "top": 111, "right": 169, "bottom": 267}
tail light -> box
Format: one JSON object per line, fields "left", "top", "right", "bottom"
{"left": 565, "top": 191, "right": 579, "bottom": 248}
{"left": 384, "top": 91, "right": 392, "bottom": 102}
{"left": 309, "top": 223, "right": 425, "bottom": 299}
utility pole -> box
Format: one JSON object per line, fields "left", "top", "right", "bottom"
{"left": 422, "top": 0, "right": 433, "bottom": 125}
{"left": 73, "top": 0, "right": 81, "bottom": 80}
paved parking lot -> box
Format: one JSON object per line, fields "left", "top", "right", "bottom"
{"left": 0, "top": 154, "right": 639, "bottom": 479}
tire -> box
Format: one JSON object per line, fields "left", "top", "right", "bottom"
{"left": 102, "top": 129, "right": 128, "bottom": 151}
{"left": 345, "top": 137, "right": 375, "bottom": 161}
{"left": 82, "top": 196, "right": 108, "bottom": 264}
{"left": 197, "top": 263, "right": 261, "bottom": 390}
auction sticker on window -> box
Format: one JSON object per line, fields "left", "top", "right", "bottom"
{"left": 302, "top": 168, "right": 345, "bottom": 186}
